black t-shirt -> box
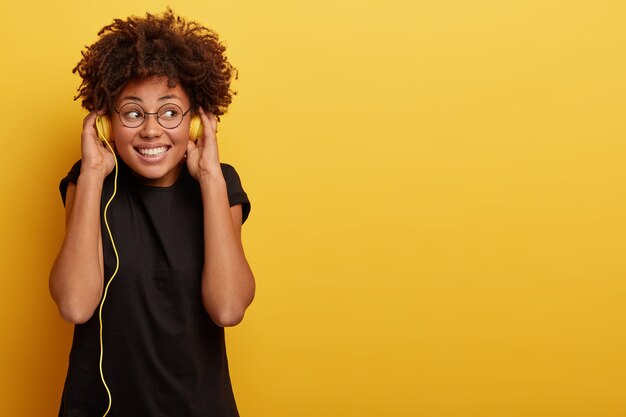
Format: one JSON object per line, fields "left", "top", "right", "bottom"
{"left": 58, "top": 160, "right": 250, "bottom": 417}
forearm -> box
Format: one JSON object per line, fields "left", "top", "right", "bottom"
{"left": 199, "top": 172, "right": 255, "bottom": 327}
{"left": 49, "top": 172, "right": 105, "bottom": 323}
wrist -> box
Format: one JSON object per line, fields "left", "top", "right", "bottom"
{"left": 78, "top": 165, "right": 108, "bottom": 184}
{"left": 197, "top": 169, "right": 226, "bottom": 188}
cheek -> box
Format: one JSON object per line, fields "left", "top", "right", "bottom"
{"left": 173, "top": 125, "right": 192, "bottom": 145}
{"left": 109, "top": 130, "right": 134, "bottom": 159}
{"left": 109, "top": 123, "right": 127, "bottom": 143}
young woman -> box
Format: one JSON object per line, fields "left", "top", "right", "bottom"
{"left": 49, "top": 10, "right": 254, "bottom": 416}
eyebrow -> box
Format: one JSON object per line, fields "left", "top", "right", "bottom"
{"left": 159, "top": 94, "right": 183, "bottom": 101}
{"left": 119, "top": 95, "right": 143, "bottom": 102}
{"left": 118, "top": 94, "right": 184, "bottom": 102}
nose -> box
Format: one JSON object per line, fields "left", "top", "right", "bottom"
{"left": 139, "top": 113, "right": 162, "bottom": 139}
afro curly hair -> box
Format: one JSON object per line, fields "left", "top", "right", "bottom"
{"left": 73, "top": 9, "right": 237, "bottom": 117}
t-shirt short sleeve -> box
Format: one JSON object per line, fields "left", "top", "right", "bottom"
{"left": 221, "top": 163, "right": 251, "bottom": 224}
{"left": 59, "top": 160, "right": 82, "bottom": 207}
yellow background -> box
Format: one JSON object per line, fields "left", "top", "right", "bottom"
{"left": 1, "top": 0, "right": 625, "bottom": 416}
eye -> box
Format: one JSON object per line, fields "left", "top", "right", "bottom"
{"left": 125, "top": 110, "right": 143, "bottom": 119}
{"left": 160, "top": 106, "right": 181, "bottom": 120}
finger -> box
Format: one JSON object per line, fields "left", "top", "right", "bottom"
{"left": 82, "top": 114, "right": 102, "bottom": 146}
{"left": 83, "top": 111, "right": 98, "bottom": 129}
{"left": 186, "top": 139, "right": 197, "bottom": 155}
{"left": 198, "top": 108, "right": 217, "bottom": 136}
{"left": 194, "top": 108, "right": 221, "bottom": 167}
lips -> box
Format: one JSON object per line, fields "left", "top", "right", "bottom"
{"left": 135, "top": 146, "right": 170, "bottom": 158}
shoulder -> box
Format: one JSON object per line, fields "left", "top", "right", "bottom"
{"left": 59, "top": 159, "right": 83, "bottom": 206}
{"left": 219, "top": 162, "right": 239, "bottom": 178}
{"left": 219, "top": 163, "right": 251, "bottom": 223}
{"left": 219, "top": 163, "right": 246, "bottom": 190}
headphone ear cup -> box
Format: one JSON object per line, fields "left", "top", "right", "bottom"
{"left": 189, "top": 116, "right": 203, "bottom": 141}
{"left": 95, "top": 115, "right": 112, "bottom": 142}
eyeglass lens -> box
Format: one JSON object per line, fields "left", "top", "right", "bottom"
{"left": 117, "top": 103, "right": 185, "bottom": 129}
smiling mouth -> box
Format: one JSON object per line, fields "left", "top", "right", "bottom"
{"left": 135, "top": 146, "right": 170, "bottom": 158}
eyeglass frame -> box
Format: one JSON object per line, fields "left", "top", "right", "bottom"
{"left": 113, "top": 102, "right": 194, "bottom": 129}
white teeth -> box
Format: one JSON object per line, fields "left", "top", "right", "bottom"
{"left": 137, "top": 147, "right": 168, "bottom": 157}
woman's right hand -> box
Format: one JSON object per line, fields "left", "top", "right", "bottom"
{"left": 80, "top": 111, "right": 115, "bottom": 177}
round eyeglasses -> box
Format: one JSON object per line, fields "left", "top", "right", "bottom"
{"left": 114, "top": 103, "right": 193, "bottom": 129}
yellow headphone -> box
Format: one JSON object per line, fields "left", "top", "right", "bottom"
{"left": 95, "top": 114, "right": 203, "bottom": 142}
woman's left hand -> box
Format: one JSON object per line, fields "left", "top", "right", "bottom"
{"left": 186, "top": 108, "right": 221, "bottom": 180}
